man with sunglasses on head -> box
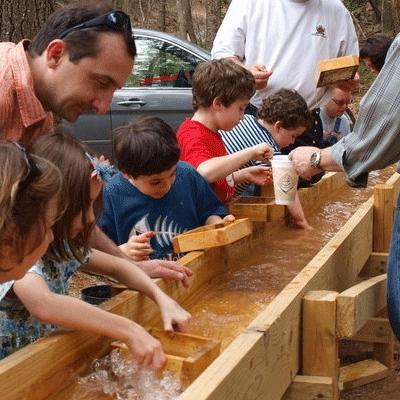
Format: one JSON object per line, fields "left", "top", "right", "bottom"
{"left": 0, "top": 4, "right": 193, "bottom": 287}
{"left": 0, "top": 4, "right": 135, "bottom": 145}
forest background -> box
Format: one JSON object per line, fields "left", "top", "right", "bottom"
{"left": 1, "top": 0, "right": 399, "bottom": 105}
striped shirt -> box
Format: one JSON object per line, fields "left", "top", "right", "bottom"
{"left": 220, "top": 114, "right": 280, "bottom": 195}
{"left": 331, "top": 33, "right": 400, "bottom": 187}
{"left": 0, "top": 40, "right": 54, "bottom": 144}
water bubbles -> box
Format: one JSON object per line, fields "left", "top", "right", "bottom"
{"left": 78, "top": 349, "right": 182, "bottom": 400}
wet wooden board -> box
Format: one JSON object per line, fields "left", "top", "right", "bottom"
{"left": 172, "top": 219, "right": 252, "bottom": 253}
{"left": 315, "top": 55, "right": 359, "bottom": 87}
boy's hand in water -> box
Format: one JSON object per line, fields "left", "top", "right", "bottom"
{"left": 125, "top": 323, "right": 166, "bottom": 371}
{"left": 137, "top": 259, "right": 193, "bottom": 288}
{"left": 119, "top": 232, "right": 155, "bottom": 261}
{"left": 156, "top": 291, "right": 192, "bottom": 333}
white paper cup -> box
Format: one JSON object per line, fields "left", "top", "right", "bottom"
{"left": 270, "top": 155, "right": 298, "bottom": 205}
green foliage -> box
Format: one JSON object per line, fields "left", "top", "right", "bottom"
{"left": 343, "top": 0, "right": 368, "bottom": 12}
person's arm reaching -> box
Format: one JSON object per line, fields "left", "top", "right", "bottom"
{"left": 289, "top": 34, "right": 400, "bottom": 187}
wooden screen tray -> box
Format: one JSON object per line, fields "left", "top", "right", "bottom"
{"left": 112, "top": 329, "right": 221, "bottom": 385}
{"left": 172, "top": 218, "right": 252, "bottom": 253}
{"left": 315, "top": 55, "right": 359, "bottom": 87}
{"left": 229, "top": 196, "right": 282, "bottom": 222}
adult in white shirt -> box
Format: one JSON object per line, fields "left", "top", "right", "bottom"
{"left": 211, "top": 0, "right": 359, "bottom": 110}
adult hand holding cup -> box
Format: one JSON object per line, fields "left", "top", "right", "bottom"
{"left": 271, "top": 155, "right": 298, "bottom": 205}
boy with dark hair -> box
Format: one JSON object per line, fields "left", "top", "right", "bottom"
{"left": 99, "top": 117, "right": 233, "bottom": 261}
{"left": 177, "top": 59, "right": 274, "bottom": 204}
{"left": 221, "top": 89, "right": 312, "bottom": 229}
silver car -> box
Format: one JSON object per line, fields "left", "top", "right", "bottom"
{"left": 64, "top": 28, "right": 210, "bottom": 158}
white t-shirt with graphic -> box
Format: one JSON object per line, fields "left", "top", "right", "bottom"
{"left": 211, "top": 0, "right": 359, "bottom": 108}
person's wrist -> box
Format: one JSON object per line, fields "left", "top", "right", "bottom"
{"left": 309, "top": 149, "right": 322, "bottom": 169}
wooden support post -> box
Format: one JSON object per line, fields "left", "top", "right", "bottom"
{"left": 302, "top": 291, "right": 339, "bottom": 399}
{"left": 373, "top": 184, "right": 395, "bottom": 252}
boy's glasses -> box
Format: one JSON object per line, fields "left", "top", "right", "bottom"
{"left": 13, "top": 142, "right": 40, "bottom": 193}
{"left": 331, "top": 98, "right": 351, "bottom": 107}
{"left": 59, "top": 10, "right": 132, "bottom": 40}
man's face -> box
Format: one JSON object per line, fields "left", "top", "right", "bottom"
{"left": 325, "top": 90, "right": 351, "bottom": 119}
{"left": 47, "top": 32, "right": 134, "bottom": 122}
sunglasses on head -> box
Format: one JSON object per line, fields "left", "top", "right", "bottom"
{"left": 12, "top": 142, "right": 40, "bottom": 194}
{"left": 58, "top": 10, "right": 132, "bottom": 40}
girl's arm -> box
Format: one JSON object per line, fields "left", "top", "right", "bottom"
{"left": 13, "top": 274, "right": 166, "bottom": 371}
{"left": 197, "top": 143, "right": 273, "bottom": 183}
{"left": 82, "top": 250, "right": 191, "bottom": 332}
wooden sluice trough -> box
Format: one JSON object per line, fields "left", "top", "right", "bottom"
{"left": 1, "top": 169, "right": 399, "bottom": 400}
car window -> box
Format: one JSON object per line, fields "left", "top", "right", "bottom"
{"left": 126, "top": 36, "right": 203, "bottom": 88}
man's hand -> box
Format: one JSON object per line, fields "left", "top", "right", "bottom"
{"left": 136, "top": 259, "right": 193, "bottom": 288}
{"left": 336, "top": 72, "right": 360, "bottom": 92}
{"left": 288, "top": 146, "right": 322, "bottom": 180}
{"left": 247, "top": 64, "right": 272, "bottom": 90}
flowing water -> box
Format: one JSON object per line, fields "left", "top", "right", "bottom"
{"left": 70, "top": 168, "right": 397, "bottom": 399}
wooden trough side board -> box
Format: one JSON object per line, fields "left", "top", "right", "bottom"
{"left": 178, "top": 197, "right": 374, "bottom": 400}
{"left": 0, "top": 169, "right": 392, "bottom": 400}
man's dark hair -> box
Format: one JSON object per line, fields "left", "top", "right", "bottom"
{"left": 360, "top": 35, "right": 393, "bottom": 72}
{"left": 28, "top": 3, "right": 136, "bottom": 62}
{"left": 258, "top": 89, "right": 312, "bottom": 131}
{"left": 113, "top": 117, "right": 180, "bottom": 178}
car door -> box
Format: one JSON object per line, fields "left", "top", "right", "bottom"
{"left": 110, "top": 33, "right": 207, "bottom": 155}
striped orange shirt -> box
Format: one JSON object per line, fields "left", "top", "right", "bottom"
{"left": 0, "top": 40, "right": 54, "bottom": 144}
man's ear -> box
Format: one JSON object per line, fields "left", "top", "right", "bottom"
{"left": 46, "top": 40, "right": 67, "bottom": 69}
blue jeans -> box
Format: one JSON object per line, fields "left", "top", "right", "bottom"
{"left": 387, "top": 199, "right": 400, "bottom": 340}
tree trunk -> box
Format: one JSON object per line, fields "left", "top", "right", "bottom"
{"left": 205, "top": 0, "right": 221, "bottom": 50}
{"left": 392, "top": 0, "right": 400, "bottom": 32}
{"left": 157, "top": 0, "right": 167, "bottom": 31}
{"left": 176, "top": 0, "right": 197, "bottom": 43}
{"left": 0, "top": 0, "right": 55, "bottom": 42}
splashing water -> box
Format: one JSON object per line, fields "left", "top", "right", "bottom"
{"left": 77, "top": 349, "right": 182, "bottom": 400}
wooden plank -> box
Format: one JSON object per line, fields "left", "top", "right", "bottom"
{"left": 373, "top": 184, "right": 395, "bottom": 252}
{"left": 359, "top": 252, "right": 388, "bottom": 277}
{"left": 282, "top": 375, "right": 334, "bottom": 400}
{"left": 338, "top": 359, "right": 389, "bottom": 391}
{"left": 302, "top": 291, "right": 339, "bottom": 380}
{"left": 349, "top": 317, "right": 393, "bottom": 344}
{"left": 172, "top": 219, "right": 252, "bottom": 253}
{"left": 178, "top": 330, "right": 271, "bottom": 400}
{"left": 336, "top": 274, "right": 387, "bottom": 338}
{"left": 383, "top": 171, "right": 400, "bottom": 206}
{"left": 315, "top": 55, "right": 359, "bottom": 87}
{"left": 229, "top": 197, "right": 270, "bottom": 222}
